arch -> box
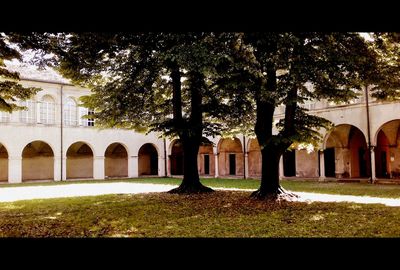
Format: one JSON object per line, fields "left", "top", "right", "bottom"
{"left": 66, "top": 141, "right": 93, "bottom": 179}
{"left": 322, "top": 123, "right": 366, "bottom": 150}
{"left": 198, "top": 138, "right": 214, "bottom": 176}
{"left": 374, "top": 120, "right": 400, "bottom": 179}
{"left": 217, "top": 137, "right": 243, "bottom": 177}
{"left": 22, "top": 140, "right": 54, "bottom": 181}
{"left": 0, "top": 143, "right": 8, "bottom": 182}
{"left": 247, "top": 138, "right": 261, "bottom": 177}
{"left": 105, "top": 143, "right": 128, "bottom": 178}
{"left": 322, "top": 124, "right": 369, "bottom": 178}
{"left": 138, "top": 143, "right": 159, "bottom": 176}
{"left": 40, "top": 94, "right": 56, "bottom": 124}
{"left": 170, "top": 139, "right": 183, "bottom": 175}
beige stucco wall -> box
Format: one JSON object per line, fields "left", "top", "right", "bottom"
{"left": 198, "top": 145, "right": 214, "bottom": 176}
{"left": 22, "top": 157, "right": 54, "bottom": 181}
{"left": 105, "top": 157, "right": 128, "bottom": 178}
{"left": 138, "top": 154, "right": 153, "bottom": 175}
{"left": 295, "top": 150, "right": 319, "bottom": 177}
{"left": 0, "top": 158, "right": 8, "bottom": 181}
{"left": 67, "top": 157, "right": 93, "bottom": 179}
{"left": 3, "top": 78, "right": 400, "bottom": 183}
{"left": 218, "top": 138, "right": 244, "bottom": 176}
{"left": 248, "top": 139, "right": 261, "bottom": 177}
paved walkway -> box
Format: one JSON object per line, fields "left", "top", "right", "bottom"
{"left": 0, "top": 183, "right": 173, "bottom": 203}
{"left": 220, "top": 188, "right": 400, "bottom": 207}
{"left": 0, "top": 182, "right": 400, "bottom": 206}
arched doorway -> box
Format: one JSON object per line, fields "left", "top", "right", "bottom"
{"left": 283, "top": 150, "right": 296, "bottom": 177}
{"left": 248, "top": 138, "right": 261, "bottom": 178}
{"left": 198, "top": 138, "right": 214, "bottom": 176}
{"left": 170, "top": 140, "right": 184, "bottom": 175}
{"left": 138, "top": 143, "right": 159, "bottom": 176}
{"left": 66, "top": 142, "right": 93, "bottom": 179}
{"left": 0, "top": 143, "right": 8, "bottom": 182}
{"left": 324, "top": 125, "right": 369, "bottom": 178}
{"left": 217, "top": 138, "right": 244, "bottom": 177}
{"left": 105, "top": 143, "right": 128, "bottom": 178}
{"left": 375, "top": 120, "right": 400, "bottom": 179}
{"left": 22, "top": 141, "right": 54, "bottom": 181}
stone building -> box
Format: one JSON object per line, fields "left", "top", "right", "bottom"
{"left": 1, "top": 63, "right": 400, "bottom": 184}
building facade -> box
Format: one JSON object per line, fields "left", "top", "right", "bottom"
{"left": 1, "top": 66, "right": 400, "bottom": 184}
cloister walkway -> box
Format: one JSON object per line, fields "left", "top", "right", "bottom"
{"left": 0, "top": 182, "right": 400, "bottom": 206}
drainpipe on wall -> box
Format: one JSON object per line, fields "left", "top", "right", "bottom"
{"left": 60, "top": 85, "right": 64, "bottom": 181}
{"left": 163, "top": 137, "right": 167, "bottom": 177}
{"left": 365, "top": 85, "right": 373, "bottom": 184}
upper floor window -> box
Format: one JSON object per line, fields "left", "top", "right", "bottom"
{"left": 79, "top": 107, "right": 95, "bottom": 127}
{"left": 20, "top": 100, "right": 36, "bottom": 123}
{"left": 64, "top": 97, "right": 78, "bottom": 126}
{"left": 0, "top": 111, "right": 11, "bottom": 123}
{"left": 87, "top": 109, "right": 95, "bottom": 127}
{"left": 40, "top": 95, "right": 55, "bottom": 125}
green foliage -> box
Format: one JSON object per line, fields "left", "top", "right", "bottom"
{"left": 277, "top": 107, "right": 333, "bottom": 143}
{"left": 215, "top": 32, "right": 398, "bottom": 152}
{"left": 10, "top": 33, "right": 245, "bottom": 140}
{"left": 367, "top": 33, "right": 400, "bottom": 100}
{"left": 0, "top": 33, "right": 40, "bottom": 112}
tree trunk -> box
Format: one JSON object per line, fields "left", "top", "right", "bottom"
{"left": 168, "top": 138, "right": 213, "bottom": 194}
{"left": 250, "top": 146, "right": 297, "bottom": 200}
{"left": 168, "top": 70, "right": 213, "bottom": 194}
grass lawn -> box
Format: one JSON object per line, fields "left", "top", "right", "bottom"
{"left": 0, "top": 190, "right": 400, "bottom": 237}
{"left": 3, "top": 177, "right": 400, "bottom": 198}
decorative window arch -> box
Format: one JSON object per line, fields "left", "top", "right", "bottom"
{"left": 64, "top": 97, "right": 78, "bottom": 126}
{"left": 40, "top": 95, "right": 55, "bottom": 124}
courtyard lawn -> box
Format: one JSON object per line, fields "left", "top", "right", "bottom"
{"left": 0, "top": 190, "right": 400, "bottom": 237}
{"left": 3, "top": 177, "right": 400, "bottom": 199}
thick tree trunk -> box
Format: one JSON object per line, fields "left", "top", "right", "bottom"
{"left": 168, "top": 70, "right": 213, "bottom": 194}
{"left": 168, "top": 138, "right": 213, "bottom": 194}
{"left": 251, "top": 146, "right": 298, "bottom": 201}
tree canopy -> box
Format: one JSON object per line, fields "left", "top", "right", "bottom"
{"left": 8, "top": 32, "right": 400, "bottom": 199}
{"left": 0, "top": 33, "right": 40, "bottom": 112}
{"left": 214, "top": 32, "right": 400, "bottom": 199}
{"left": 9, "top": 32, "right": 247, "bottom": 193}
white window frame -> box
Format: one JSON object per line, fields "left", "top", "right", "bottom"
{"left": 0, "top": 111, "right": 11, "bottom": 123}
{"left": 20, "top": 100, "right": 36, "bottom": 123}
{"left": 79, "top": 107, "right": 95, "bottom": 127}
{"left": 40, "top": 96, "right": 56, "bottom": 125}
{"left": 64, "top": 98, "right": 78, "bottom": 126}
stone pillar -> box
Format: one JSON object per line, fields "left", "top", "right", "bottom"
{"left": 93, "top": 156, "right": 105, "bottom": 180}
{"left": 370, "top": 147, "right": 376, "bottom": 182}
{"left": 319, "top": 150, "right": 326, "bottom": 181}
{"left": 166, "top": 155, "right": 172, "bottom": 177}
{"left": 54, "top": 156, "right": 61, "bottom": 181}
{"left": 279, "top": 156, "right": 284, "bottom": 180}
{"left": 8, "top": 156, "right": 22, "bottom": 183}
{"left": 128, "top": 156, "right": 138, "bottom": 178}
{"left": 62, "top": 157, "right": 67, "bottom": 180}
{"left": 244, "top": 152, "right": 249, "bottom": 179}
{"left": 158, "top": 155, "right": 165, "bottom": 177}
{"left": 214, "top": 147, "right": 219, "bottom": 178}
